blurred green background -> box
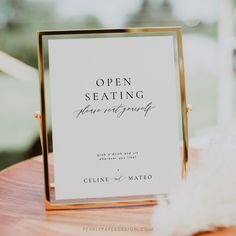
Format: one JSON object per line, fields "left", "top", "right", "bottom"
{"left": 1, "top": 0, "right": 236, "bottom": 170}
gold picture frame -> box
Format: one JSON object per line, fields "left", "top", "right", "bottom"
{"left": 36, "top": 27, "right": 189, "bottom": 210}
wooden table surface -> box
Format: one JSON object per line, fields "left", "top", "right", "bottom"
{"left": 0, "top": 153, "right": 236, "bottom": 236}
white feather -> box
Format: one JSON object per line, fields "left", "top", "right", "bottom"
{"left": 152, "top": 126, "right": 236, "bottom": 236}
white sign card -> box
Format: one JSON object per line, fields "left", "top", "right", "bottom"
{"left": 48, "top": 34, "right": 183, "bottom": 201}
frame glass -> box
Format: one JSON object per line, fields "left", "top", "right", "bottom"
{"left": 36, "top": 27, "right": 188, "bottom": 210}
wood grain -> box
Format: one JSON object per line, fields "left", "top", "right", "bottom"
{"left": 0, "top": 152, "right": 236, "bottom": 236}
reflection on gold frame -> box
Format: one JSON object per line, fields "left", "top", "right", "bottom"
{"left": 36, "top": 27, "right": 189, "bottom": 210}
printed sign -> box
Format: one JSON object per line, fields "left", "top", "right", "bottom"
{"left": 47, "top": 34, "right": 183, "bottom": 200}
